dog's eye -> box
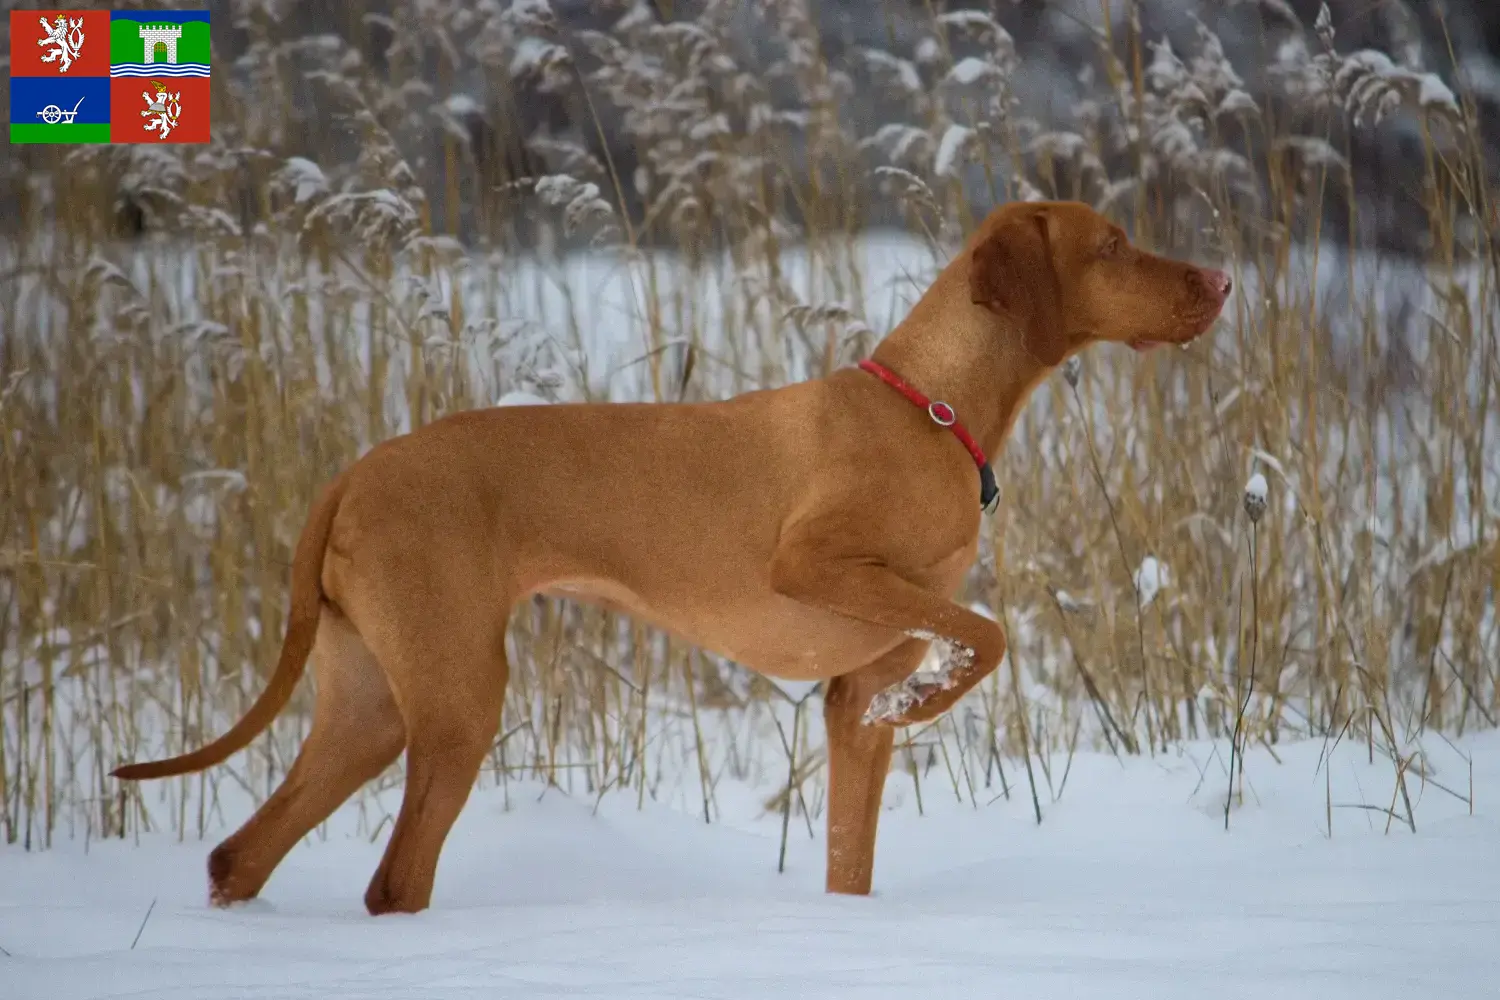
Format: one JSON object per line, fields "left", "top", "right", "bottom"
{"left": 1101, "top": 236, "right": 1120, "bottom": 257}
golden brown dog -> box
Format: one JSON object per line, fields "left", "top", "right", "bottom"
{"left": 112, "top": 200, "right": 1230, "bottom": 915}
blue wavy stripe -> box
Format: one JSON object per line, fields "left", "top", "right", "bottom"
{"left": 110, "top": 64, "right": 209, "bottom": 77}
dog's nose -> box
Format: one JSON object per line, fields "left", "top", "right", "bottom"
{"left": 1200, "top": 268, "right": 1232, "bottom": 298}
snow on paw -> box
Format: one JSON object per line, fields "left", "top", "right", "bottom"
{"left": 862, "top": 676, "right": 938, "bottom": 727}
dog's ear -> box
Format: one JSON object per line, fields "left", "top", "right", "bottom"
{"left": 969, "top": 210, "right": 1068, "bottom": 366}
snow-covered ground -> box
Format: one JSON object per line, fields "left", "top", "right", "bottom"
{"left": 5, "top": 220, "right": 1500, "bottom": 998}
{"left": 3, "top": 729, "right": 1497, "bottom": 999}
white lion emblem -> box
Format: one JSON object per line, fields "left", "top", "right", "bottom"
{"left": 37, "top": 14, "right": 86, "bottom": 73}
{"left": 141, "top": 82, "right": 182, "bottom": 140}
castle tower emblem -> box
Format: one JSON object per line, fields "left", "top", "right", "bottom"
{"left": 138, "top": 23, "right": 182, "bottom": 65}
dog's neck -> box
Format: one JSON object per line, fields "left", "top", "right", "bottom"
{"left": 867, "top": 268, "right": 1057, "bottom": 462}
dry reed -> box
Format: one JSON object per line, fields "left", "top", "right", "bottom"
{"left": 1, "top": 0, "right": 1496, "bottom": 849}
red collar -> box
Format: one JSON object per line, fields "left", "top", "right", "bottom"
{"left": 856, "top": 359, "right": 999, "bottom": 511}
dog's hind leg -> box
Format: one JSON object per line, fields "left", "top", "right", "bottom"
{"left": 357, "top": 602, "right": 509, "bottom": 916}
{"left": 207, "top": 608, "right": 406, "bottom": 907}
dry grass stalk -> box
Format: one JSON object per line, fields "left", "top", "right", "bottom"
{"left": 1, "top": 0, "right": 1495, "bottom": 847}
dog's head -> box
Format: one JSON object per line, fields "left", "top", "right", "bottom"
{"left": 968, "top": 200, "right": 1230, "bottom": 366}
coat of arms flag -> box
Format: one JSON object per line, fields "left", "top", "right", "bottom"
{"left": 9, "top": 8, "right": 210, "bottom": 144}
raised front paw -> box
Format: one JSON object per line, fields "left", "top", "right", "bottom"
{"left": 862, "top": 675, "right": 943, "bottom": 727}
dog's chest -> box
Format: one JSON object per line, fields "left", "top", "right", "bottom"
{"left": 908, "top": 530, "right": 980, "bottom": 595}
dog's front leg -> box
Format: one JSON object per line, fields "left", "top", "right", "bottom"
{"left": 770, "top": 526, "right": 1005, "bottom": 894}
{"left": 769, "top": 537, "right": 1006, "bottom": 730}
{"left": 821, "top": 638, "right": 930, "bottom": 895}
{"left": 860, "top": 624, "right": 1008, "bottom": 727}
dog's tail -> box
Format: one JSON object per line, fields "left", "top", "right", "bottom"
{"left": 111, "top": 475, "right": 348, "bottom": 782}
